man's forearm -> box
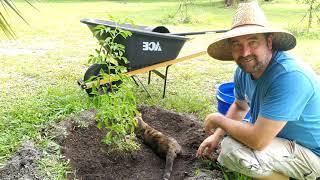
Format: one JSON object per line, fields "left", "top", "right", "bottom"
{"left": 213, "top": 127, "right": 226, "bottom": 139}
{"left": 204, "top": 100, "right": 260, "bottom": 149}
{"left": 225, "top": 101, "right": 249, "bottom": 121}
{"left": 216, "top": 101, "right": 264, "bottom": 150}
{"left": 215, "top": 116, "right": 260, "bottom": 149}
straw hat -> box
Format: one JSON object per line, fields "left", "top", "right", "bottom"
{"left": 207, "top": 1, "right": 296, "bottom": 61}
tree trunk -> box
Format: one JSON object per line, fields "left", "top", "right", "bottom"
{"left": 225, "top": 0, "right": 250, "bottom": 7}
{"left": 225, "top": 0, "right": 233, "bottom": 7}
{"left": 308, "top": 0, "right": 314, "bottom": 30}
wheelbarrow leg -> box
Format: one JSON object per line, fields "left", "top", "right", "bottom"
{"left": 163, "top": 65, "right": 171, "bottom": 98}
{"left": 131, "top": 76, "right": 139, "bottom": 86}
{"left": 132, "top": 75, "right": 152, "bottom": 98}
{"left": 148, "top": 71, "right": 152, "bottom": 84}
{"left": 148, "top": 66, "right": 171, "bottom": 98}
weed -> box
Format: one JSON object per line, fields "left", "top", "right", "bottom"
{"left": 201, "top": 158, "right": 252, "bottom": 180}
{"left": 37, "top": 140, "right": 71, "bottom": 179}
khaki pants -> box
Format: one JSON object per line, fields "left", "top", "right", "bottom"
{"left": 218, "top": 137, "right": 320, "bottom": 180}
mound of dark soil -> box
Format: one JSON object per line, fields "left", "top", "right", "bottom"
{"left": 61, "top": 106, "right": 223, "bottom": 180}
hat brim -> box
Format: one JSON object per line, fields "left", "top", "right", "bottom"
{"left": 207, "top": 25, "right": 296, "bottom": 61}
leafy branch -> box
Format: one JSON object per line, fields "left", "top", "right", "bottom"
{"left": 296, "top": 0, "right": 320, "bottom": 30}
{"left": 87, "top": 18, "right": 140, "bottom": 153}
{"left": 0, "top": 0, "right": 36, "bottom": 38}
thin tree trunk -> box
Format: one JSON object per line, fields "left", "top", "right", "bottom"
{"left": 308, "top": 0, "right": 314, "bottom": 30}
{"left": 225, "top": 0, "right": 233, "bottom": 7}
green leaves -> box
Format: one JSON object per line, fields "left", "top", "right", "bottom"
{"left": 92, "top": 85, "right": 139, "bottom": 149}
{"left": 87, "top": 17, "right": 139, "bottom": 152}
{"left": 1, "top": 0, "right": 35, "bottom": 38}
{"left": 88, "top": 24, "right": 131, "bottom": 68}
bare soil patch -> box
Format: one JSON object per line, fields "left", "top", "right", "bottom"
{"left": 0, "top": 141, "right": 41, "bottom": 180}
{"left": 61, "top": 106, "right": 223, "bottom": 180}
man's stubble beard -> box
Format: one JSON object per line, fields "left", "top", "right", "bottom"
{"left": 236, "top": 55, "right": 265, "bottom": 74}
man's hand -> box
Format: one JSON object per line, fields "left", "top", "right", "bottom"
{"left": 196, "top": 132, "right": 221, "bottom": 157}
{"left": 203, "top": 113, "right": 224, "bottom": 135}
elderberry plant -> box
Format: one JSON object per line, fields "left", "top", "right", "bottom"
{"left": 87, "top": 17, "right": 140, "bottom": 153}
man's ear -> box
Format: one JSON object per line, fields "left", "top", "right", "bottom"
{"left": 267, "top": 34, "right": 273, "bottom": 50}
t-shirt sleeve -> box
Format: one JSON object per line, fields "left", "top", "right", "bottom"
{"left": 260, "top": 71, "right": 314, "bottom": 121}
{"left": 234, "top": 68, "right": 245, "bottom": 101}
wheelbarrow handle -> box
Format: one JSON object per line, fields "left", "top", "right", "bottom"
{"left": 172, "top": 29, "right": 228, "bottom": 36}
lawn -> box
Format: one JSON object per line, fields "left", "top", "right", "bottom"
{"left": 1, "top": 0, "right": 319, "bottom": 178}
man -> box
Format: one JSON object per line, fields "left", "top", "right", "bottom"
{"left": 196, "top": 2, "right": 320, "bottom": 180}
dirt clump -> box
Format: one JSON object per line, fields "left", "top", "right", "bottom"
{"left": 0, "top": 140, "right": 41, "bottom": 180}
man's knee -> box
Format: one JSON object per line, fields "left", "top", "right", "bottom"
{"left": 219, "top": 136, "right": 243, "bottom": 153}
{"left": 217, "top": 136, "right": 272, "bottom": 177}
{"left": 217, "top": 137, "right": 320, "bottom": 179}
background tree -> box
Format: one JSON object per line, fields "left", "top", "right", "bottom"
{"left": 225, "top": 0, "right": 248, "bottom": 7}
{"left": 224, "top": 0, "right": 272, "bottom": 8}
{"left": 296, "top": 0, "right": 320, "bottom": 31}
{"left": 172, "top": 0, "right": 195, "bottom": 23}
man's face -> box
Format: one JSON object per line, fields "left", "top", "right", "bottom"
{"left": 230, "top": 33, "right": 273, "bottom": 75}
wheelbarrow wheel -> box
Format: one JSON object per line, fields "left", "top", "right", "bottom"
{"left": 83, "top": 63, "right": 122, "bottom": 96}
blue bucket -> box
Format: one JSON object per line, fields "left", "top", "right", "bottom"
{"left": 216, "top": 82, "right": 251, "bottom": 122}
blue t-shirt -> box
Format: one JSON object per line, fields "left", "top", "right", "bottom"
{"left": 234, "top": 51, "right": 320, "bottom": 156}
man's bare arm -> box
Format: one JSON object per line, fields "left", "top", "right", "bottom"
{"left": 197, "top": 99, "right": 250, "bottom": 157}
{"left": 212, "top": 115, "right": 287, "bottom": 150}
{"left": 226, "top": 99, "right": 250, "bottom": 121}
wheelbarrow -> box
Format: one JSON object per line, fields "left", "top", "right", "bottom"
{"left": 78, "top": 18, "right": 227, "bottom": 97}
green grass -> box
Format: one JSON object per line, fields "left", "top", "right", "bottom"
{"left": 1, "top": 0, "right": 320, "bottom": 178}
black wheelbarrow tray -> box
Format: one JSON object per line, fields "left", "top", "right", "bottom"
{"left": 78, "top": 18, "right": 227, "bottom": 97}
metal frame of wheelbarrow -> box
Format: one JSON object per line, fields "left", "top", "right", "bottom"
{"left": 78, "top": 51, "right": 207, "bottom": 98}
{"left": 78, "top": 18, "right": 227, "bottom": 98}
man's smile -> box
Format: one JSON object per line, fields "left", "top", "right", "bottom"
{"left": 238, "top": 56, "right": 256, "bottom": 62}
